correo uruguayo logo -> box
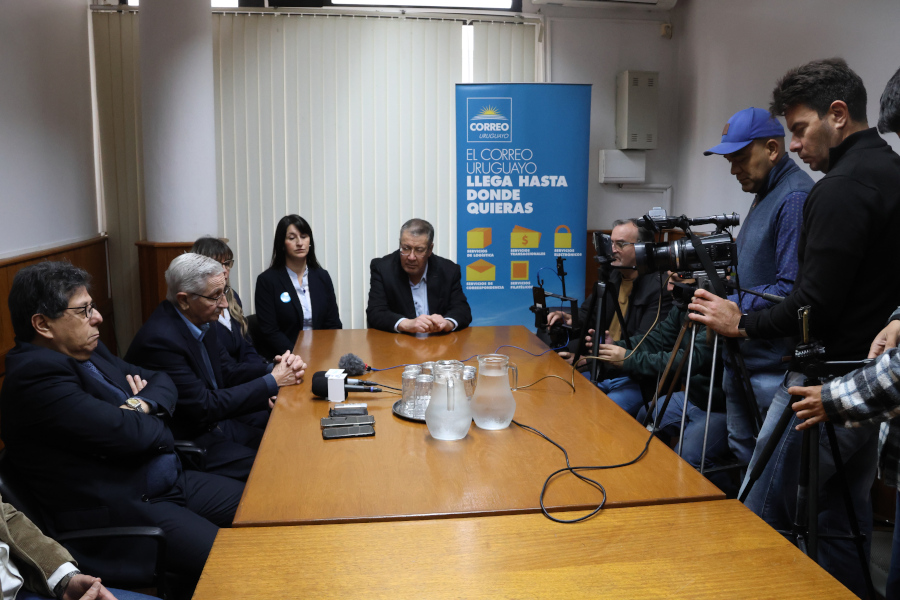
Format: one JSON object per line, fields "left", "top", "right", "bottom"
{"left": 467, "top": 97, "right": 512, "bottom": 143}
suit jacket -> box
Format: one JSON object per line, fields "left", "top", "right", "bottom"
{"left": 0, "top": 341, "right": 178, "bottom": 536}
{"left": 366, "top": 250, "right": 472, "bottom": 333}
{"left": 255, "top": 266, "right": 342, "bottom": 356}
{"left": 0, "top": 494, "right": 75, "bottom": 598}
{"left": 215, "top": 291, "right": 266, "bottom": 365}
{"left": 125, "top": 301, "right": 272, "bottom": 439}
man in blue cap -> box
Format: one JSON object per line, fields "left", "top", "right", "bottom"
{"left": 703, "top": 107, "right": 813, "bottom": 468}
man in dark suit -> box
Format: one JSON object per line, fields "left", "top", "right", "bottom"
{"left": 366, "top": 218, "right": 472, "bottom": 334}
{"left": 1, "top": 261, "right": 243, "bottom": 590}
{"left": 125, "top": 253, "right": 307, "bottom": 481}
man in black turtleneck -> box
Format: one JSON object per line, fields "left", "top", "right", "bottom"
{"left": 689, "top": 58, "right": 900, "bottom": 597}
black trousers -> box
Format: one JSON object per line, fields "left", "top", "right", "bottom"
{"left": 193, "top": 418, "right": 264, "bottom": 481}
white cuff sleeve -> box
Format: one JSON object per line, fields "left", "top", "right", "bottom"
{"left": 47, "top": 562, "right": 78, "bottom": 592}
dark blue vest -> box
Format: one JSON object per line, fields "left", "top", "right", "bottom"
{"left": 734, "top": 154, "right": 813, "bottom": 370}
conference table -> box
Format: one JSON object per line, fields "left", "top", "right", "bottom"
{"left": 196, "top": 500, "right": 852, "bottom": 599}
{"left": 234, "top": 326, "right": 724, "bottom": 527}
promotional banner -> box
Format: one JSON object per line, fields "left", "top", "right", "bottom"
{"left": 456, "top": 83, "right": 591, "bottom": 327}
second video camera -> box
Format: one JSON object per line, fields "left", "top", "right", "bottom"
{"left": 633, "top": 208, "right": 738, "bottom": 276}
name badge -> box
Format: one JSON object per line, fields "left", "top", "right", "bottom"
{"left": 280, "top": 292, "right": 291, "bottom": 303}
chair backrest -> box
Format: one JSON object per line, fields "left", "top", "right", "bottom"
{"left": 0, "top": 449, "right": 51, "bottom": 532}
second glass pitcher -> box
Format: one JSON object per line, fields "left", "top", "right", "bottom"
{"left": 471, "top": 354, "right": 518, "bottom": 430}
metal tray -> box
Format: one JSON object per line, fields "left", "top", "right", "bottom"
{"left": 392, "top": 400, "right": 426, "bottom": 423}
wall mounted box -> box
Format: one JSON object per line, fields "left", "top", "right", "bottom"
{"left": 616, "top": 70, "right": 659, "bottom": 150}
{"left": 599, "top": 149, "right": 646, "bottom": 183}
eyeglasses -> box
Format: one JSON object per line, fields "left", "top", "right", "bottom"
{"left": 194, "top": 286, "right": 232, "bottom": 303}
{"left": 612, "top": 241, "right": 635, "bottom": 250}
{"left": 220, "top": 259, "right": 234, "bottom": 269}
{"left": 399, "top": 245, "right": 430, "bottom": 257}
{"left": 66, "top": 302, "right": 97, "bottom": 320}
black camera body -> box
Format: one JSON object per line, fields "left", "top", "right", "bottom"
{"left": 633, "top": 208, "right": 738, "bottom": 277}
{"left": 635, "top": 233, "right": 737, "bottom": 276}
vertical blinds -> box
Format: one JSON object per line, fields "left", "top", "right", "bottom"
{"left": 93, "top": 9, "right": 539, "bottom": 339}
{"left": 214, "top": 14, "right": 462, "bottom": 328}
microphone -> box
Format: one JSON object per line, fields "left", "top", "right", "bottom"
{"left": 338, "top": 353, "right": 370, "bottom": 376}
{"left": 311, "top": 372, "right": 383, "bottom": 399}
{"left": 320, "top": 372, "right": 371, "bottom": 385}
{"left": 723, "top": 281, "right": 785, "bottom": 304}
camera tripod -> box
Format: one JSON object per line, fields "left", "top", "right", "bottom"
{"left": 737, "top": 307, "right": 875, "bottom": 598}
{"left": 639, "top": 296, "right": 758, "bottom": 477}
{"left": 572, "top": 265, "right": 635, "bottom": 383}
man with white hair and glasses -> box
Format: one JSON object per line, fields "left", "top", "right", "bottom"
{"left": 126, "top": 253, "right": 307, "bottom": 481}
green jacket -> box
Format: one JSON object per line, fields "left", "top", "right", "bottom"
{"left": 614, "top": 306, "right": 725, "bottom": 411}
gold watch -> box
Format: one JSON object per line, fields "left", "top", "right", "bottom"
{"left": 125, "top": 398, "right": 145, "bottom": 413}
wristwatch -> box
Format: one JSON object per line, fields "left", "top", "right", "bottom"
{"left": 125, "top": 398, "right": 145, "bottom": 413}
{"left": 54, "top": 569, "right": 80, "bottom": 599}
{"left": 738, "top": 314, "right": 749, "bottom": 337}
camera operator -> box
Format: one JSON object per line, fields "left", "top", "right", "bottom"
{"left": 593, "top": 272, "right": 730, "bottom": 489}
{"left": 689, "top": 58, "right": 900, "bottom": 597}
{"left": 548, "top": 219, "right": 672, "bottom": 416}
{"left": 788, "top": 65, "right": 900, "bottom": 600}
{"left": 702, "top": 107, "right": 813, "bottom": 467}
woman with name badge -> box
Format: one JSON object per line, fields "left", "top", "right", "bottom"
{"left": 255, "top": 215, "right": 342, "bottom": 358}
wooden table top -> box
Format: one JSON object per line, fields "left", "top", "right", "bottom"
{"left": 233, "top": 326, "right": 724, "bottom": 527}
{"left": 197, "top": 500, "right": 852, "bottom": 599}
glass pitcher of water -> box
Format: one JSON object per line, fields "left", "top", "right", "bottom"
{"left": 471, "top": 354, "right": 518, "bottom": 430}
{"left": 424, "top": 362, "right": 472, "bottom": 441}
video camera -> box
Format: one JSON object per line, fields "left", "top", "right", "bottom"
{"left": 530, "top": 257, "right": 580, "bottom": 348}
{"left": 633, "top": 207, "right": 739, "bottom": 277}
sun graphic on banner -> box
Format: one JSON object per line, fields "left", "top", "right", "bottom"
{"left": 473, "top": 105, "right": 507, "bottom": 120}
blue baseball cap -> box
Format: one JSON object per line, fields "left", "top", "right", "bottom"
{"left": 703, "top": 107, "right": 785, "bottom": 156}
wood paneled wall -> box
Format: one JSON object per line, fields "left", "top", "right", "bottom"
{"left": 135, "top": 241, "right": 193, "bottom": 322}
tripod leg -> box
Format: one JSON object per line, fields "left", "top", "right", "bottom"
{"left": 649, "top": 340, "right": 691, "bottom": 432}
{"left": 738, "top": 392, "right": 797, "bottom": 503}
{"left": 790, "top": 426, "right": 811, "bottom": 555}
{"left": 823, "top": 421, "right": 877, "bottom": 599}
{"left": 808, "top": 425, "right": 819, "bottom": 560}
{"left": 677, "top": 327, "right": 698, "bottom": 458}
{"left": 699, "top": 333, "right": 719, "bottom": 473}
{"left": 589, "top": 281, "right": 608, "bottom": 383}
{"left": 642, "top": 318, "right": 690, "bottom": 424}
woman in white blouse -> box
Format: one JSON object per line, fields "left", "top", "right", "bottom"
{"left": 254, "top": 215, "right": 342, "bottom": 358}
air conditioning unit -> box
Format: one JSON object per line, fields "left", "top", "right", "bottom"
{"left": 531, "top": 0, "right": 676, "bottom": 9}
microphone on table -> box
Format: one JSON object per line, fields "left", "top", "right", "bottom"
{"left": 338, "top": 353, "right": 371, "bottom": 376}
{"left": 311, "top": 371, "right": 383, "bottom": 399}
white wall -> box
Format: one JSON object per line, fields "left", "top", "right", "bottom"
{"left": 0, "top": 0, "right": 97, "bottom": 258}
{"left": 544, "top": 11, "right": 680, "bottom": 230}
{"left": 671, "top": 0, "right": 900, "bottom": 220}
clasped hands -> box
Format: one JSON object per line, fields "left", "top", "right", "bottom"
{"left": 398, "top": 314, "right": 454, "bottom": 334}
{"left": 271, "top": 350, "right": 308, "bottom": 386}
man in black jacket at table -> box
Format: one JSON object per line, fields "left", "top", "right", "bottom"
{"left": 366, "top": 218, "right": 472, "bottom": 334}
